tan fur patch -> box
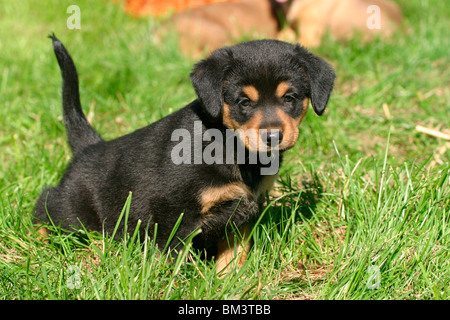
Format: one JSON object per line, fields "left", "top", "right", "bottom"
{"left": 242, "top": 85, "right": 259, "bottom": 102}
{"left": 276, "top": 99, "right": 309, "bottom": 150}
{"left": 199, "top": 182, "right": 254, "bottom": 214}
{"left": 216, "top": 224, "right": 252, "bottom": 275}
{"left": 28, "top": 226, "right": 49, "bottom": 244}
{"left": 223, "top": 104, "right": 264, "bottom": 152}
{"left": 276, "top": 81, "right": 291, "bottom": 98}
{"left": 37, "top": 227, "right": 49, "bottom": 237}
{"left": 240, "top": 111, "right": 263, "bottom": 151}
{"left": 300, "top": 98, "right": 309, "bottom": 122}
{"left": 223, "top": 103, "right": 239, "bottom": 130}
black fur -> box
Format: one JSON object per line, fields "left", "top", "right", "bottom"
{"left": 34, "top": 36, "right": 335, "bottom": 254}
{"left": 49, "top": 34, "right": 103, "bottom": 154}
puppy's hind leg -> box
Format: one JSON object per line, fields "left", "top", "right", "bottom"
{"left": 33, "top": 184, "right": 101, "bottom": 234}
{"left": 31, "top": 187, "right": 60, "bottom": 240}
{"left": 33, "top": 186, "right": 71, "bottom": 228}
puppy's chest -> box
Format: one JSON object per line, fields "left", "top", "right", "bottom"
{"left": 236, "top": 164, "right": 277, "bottom": 204}
{"left": 249, "top": 172, "right": 277, "bottom": 205}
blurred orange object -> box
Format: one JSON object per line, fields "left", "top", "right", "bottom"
{"left": 125, "top": 0, "right": 237, "bottom": 17}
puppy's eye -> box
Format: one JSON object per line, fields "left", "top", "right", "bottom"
{"left": 239, "top": 98, "right": 252, "bottom": 107}
{"left": 283, "top": 95, "right": 296, "bottom": 103}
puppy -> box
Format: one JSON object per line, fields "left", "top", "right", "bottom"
{"left": 286, "top": 0, "right": 402, "bottom": 47}
{"left": 34, "top": 35, "right": 335, "bottom": 273}
{"left": 160, "top": 0, "right": 293, "bottom": 58}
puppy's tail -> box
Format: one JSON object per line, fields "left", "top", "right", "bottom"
{"left": 49, "top": 34, "right": 103, "bottom": 154}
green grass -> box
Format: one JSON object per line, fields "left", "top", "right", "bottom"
{"left": 0, "top": 0, "right": 449, "bottom": 300}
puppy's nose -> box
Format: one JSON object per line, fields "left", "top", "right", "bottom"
{"left": 261, "top": 129, "right": 283, "bottom": 147}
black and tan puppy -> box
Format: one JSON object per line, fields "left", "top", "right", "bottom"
{"left": 34, "top": 35, "right": 335, "bottom": 273}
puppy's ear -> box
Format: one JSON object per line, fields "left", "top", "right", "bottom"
{"left": 190, "top": 48, "right": 232, "bottom": 121}
{"left": 296, "top": 46, "right": 336, "bottom": 115}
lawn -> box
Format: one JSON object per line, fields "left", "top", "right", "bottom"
{"left": 0, "top": 0, "right": 448, "bottom": 300}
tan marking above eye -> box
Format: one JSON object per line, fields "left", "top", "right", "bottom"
{"left": 242, "top": 85, "right": 259, "bottom": 102}
{"left": 199, "top": 182, "right": 254, "bottom": 214}
{"left": 276, "top": 81, "right": 291, "bottom": 98}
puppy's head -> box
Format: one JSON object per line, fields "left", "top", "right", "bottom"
{"left": 190, "top": 40, "right": 335, "bottom": 152}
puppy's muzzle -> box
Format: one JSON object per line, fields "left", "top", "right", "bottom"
{"left": 261, "top": 129, "right": 283, "bottom": 147}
